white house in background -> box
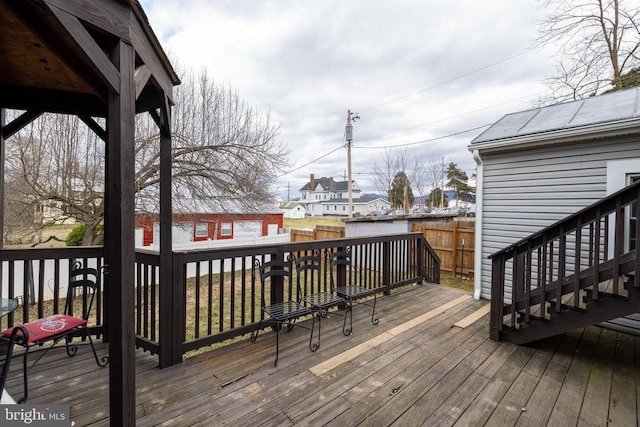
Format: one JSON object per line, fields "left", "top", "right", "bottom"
{"left": 281, "top": 201, "right": 306, "bottom": 219}
{"left": 318, "top": 196, "right": 391, "bottom": 217}
{"left": 299, "top": 173, "right": 391, "bottom": 217}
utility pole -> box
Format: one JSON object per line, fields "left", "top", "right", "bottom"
{"left": 441, "top": 157, "right": 445, "bottom": 208}
{"left": 345, "top": 110, "right": 359, "bottom": 218}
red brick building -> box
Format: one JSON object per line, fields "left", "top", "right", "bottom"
{"left": 135, "top": 212, "right": 283, "bottom": 246}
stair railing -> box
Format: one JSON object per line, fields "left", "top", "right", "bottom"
{"left": 489, "top": 180, "right": 640, "bottom": 341}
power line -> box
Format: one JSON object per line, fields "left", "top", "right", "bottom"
{"left": 278, "top": 137, "right": 346, "bottom": 178}
{"left": 357, "top": 50, "right": 533, "bottom": 113}
{"left": 355, "top": 124, "right": 491, "bottom": 149}
{"left": 357, "top": 91, "right": 544, "bottom": 143}
{"left": 278, "top": 122, "right": 491, "bottom": 181}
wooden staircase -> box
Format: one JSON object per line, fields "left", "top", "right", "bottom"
{"left": 489, "top": 180, "right": 640, "bottom": 344}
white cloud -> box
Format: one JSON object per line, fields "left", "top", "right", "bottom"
{"left": 141, "top": 0, "right": 554, "bottom": 196}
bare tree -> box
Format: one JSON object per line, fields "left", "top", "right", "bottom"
{"left": 537, "top": 0, "right": 640, "bottom": 102}
{"left": 410, "top": 156, "right": 429, "bottom": 200}
{"left": 5, "top": 113, "right": 105, "bottom": 245}
{"left": 6, "top": 68, "right": 288, "bottom": 245}
{"left": 135, "top": 69, "right": 288, "bottom": 217}
{"left": 372, "top": 146, "right": 399, "bottom": 200}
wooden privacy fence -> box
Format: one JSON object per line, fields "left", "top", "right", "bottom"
{"left": 412, "top": 219, "right": 475, "bottom": 276}
{"left": 289, "top": 225, "right": 345, "bottom": 242}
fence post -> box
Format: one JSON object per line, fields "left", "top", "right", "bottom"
{"left": 451, "top": 221, "right": 458, "bottom": 278}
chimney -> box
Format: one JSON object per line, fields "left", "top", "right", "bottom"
{"left": 310, "top": 173, "right": 315, "bottom": 189}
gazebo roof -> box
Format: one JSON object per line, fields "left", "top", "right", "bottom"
{"left": 0, "top": 0, "right": 180, "bottom": 117}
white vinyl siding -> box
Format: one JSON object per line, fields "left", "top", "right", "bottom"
{"left": 478, "top": 135, "right": 640, "bottom": 300}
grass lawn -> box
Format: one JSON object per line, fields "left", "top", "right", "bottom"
{"left": 440, "top": 273, "right": 474, "bottom": 293}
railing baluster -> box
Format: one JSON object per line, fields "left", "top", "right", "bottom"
{"left": 574, "top": 217, "right": 582, "bottom": 308}
{"left": 557, "top": 225, "right": 565, "bottom": 313}
{"left": 613, "top": 198, "right": 623, "bottom": 295}
{"left": 511, "top": 253, "right": 518, "bottom": 329}
{"left": 635, "top": 187, "right": 640, "bottom": 288}
{"left": 525, "top": 242, "right": 532, "bottom": 323}
{"left": 541, "top": 235, "right": 547, "bottom": 319}
{"left": 593, "top": 208, "right": 601, "bottom": 301}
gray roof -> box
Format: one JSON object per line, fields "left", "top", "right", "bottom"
{"left": 300, "top": 176, "right": 349, "bottom": 192}
{"left": 320, "top": 196, "right": 389, "bottom": 205}
{"left": 471, "top": 87, "right": 640, "bottom": 144}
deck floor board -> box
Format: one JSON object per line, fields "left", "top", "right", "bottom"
{"left": 3, "top": 283, "right": 639, "bottom": 427}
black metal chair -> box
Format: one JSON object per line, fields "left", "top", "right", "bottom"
{"left": 0, "top": 325, "right": 26, "bottom": 404}
{"left": 251, "top": 258, "right": 317, "bottom": 366}
{"left": 2, "top": 263, "right": 109, "bottom": 402}
{"left": 295, "top": 252, "right": 349, "bottom": 342}
{"left": 328, "top": 249, "right": 379, "bottom": 334}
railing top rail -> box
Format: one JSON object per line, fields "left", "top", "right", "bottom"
{"left": 489, "top": 179, "right": 640, "bottom": 260}
{"left": 170, "top": 232, "right": 425, "bottom": 262}
{"left": 0, "top": 246, "right": 103, "bottom": 261}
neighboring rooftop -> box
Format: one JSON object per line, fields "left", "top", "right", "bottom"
{"left": 300, "top": 176, "right": 350, "bottom": 192}
{"left": 471, "top": 87, "right": 640, "bottom": 144}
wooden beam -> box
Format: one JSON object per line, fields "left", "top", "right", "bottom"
{"left": 135, "top": 65, "right": 152, "bottom": 100}
{"left": 129, "top": 14, "right": 175, "bottom": 102}
{"left": 42, "top": 0, "right": 130, "bottom": 41}
{"left": 106, "top": 39, "right": 136, "bottom": 426}
{"left": 79, "top": 115, "right": 107, "bottom": 142}
{"left": 0, "top": 85, "right": 106, "bottom": 117}
{"left": 2, "top": 109, "right": 44, "bottom": 139}
{"left": 46, "top": 3, "right": 120, "bottom": 94}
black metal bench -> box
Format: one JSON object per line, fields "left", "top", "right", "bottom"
{"left": 295, "top": 252, "right": 349, "bottom": 342}
{"left": 328, "top": 249, "right": 380, "bottom": 334}
{"left": 251, "top": 258, "right": 317, "bottom": 366}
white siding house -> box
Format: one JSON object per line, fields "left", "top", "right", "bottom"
{"left": 299, "top": 173, "right": 391, "bottom": 216}
{"left": 281, "top": 202, "right": 306, "bottom": 219}
{"left": 469, "top": 87, "right": 640, "bottom": 331}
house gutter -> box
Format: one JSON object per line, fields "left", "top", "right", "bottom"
{"left": 471, "top": 148, "right": 483, "bottom": 300}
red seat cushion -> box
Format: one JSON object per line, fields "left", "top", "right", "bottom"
{"left": 2, "top": 314, "right": 86, "bottom": 343}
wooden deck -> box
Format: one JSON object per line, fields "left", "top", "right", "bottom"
{"left": 4, "top": 283, "right": 639, "bottom": 426}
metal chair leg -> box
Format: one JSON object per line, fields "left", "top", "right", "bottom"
{"left": 274, "top": 321, "right": 281, "bottom": 367}
{"left": 342, "top": 303, "right": 351, "bottom": 336}
{"left": 19, "top": 348, "right": 29, "bottom": 403}
{"left": 309, "top": 312, "right": 319, "bottom": 352}
{"left": 250, "top": 319, "right": 263, "bottom": 342}
{"left": 371, "top": 295, "right": 379, "bottom": 325}
{"left": 86, "top": 330, "right": 109, "bottom": 367}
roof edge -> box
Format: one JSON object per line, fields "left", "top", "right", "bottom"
{"left": 467, "top": 117, "right": 640, "bottom": 153}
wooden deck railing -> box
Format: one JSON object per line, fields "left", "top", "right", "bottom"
{"left": 0, "top": 246, "right": 105, "bottom": 332}
{"left": 0, "top": 233, "right": 439, "bottom": 367}
{"left": 489, "top": 180, "right": 640, "bottom": 342}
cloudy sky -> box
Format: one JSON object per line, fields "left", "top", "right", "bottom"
{"left": 140, "top": 0, "right": 556, "bottom": 198}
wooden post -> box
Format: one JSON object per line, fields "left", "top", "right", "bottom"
{"left": 106, "top": 40, "right": 136, "bottom": 427}
{"left": 451, "top": 221, "right": 458, "bottom": 278}
{"left": 0, "top": 108, "right": 4, "bottom": 251}
{"left": 158, "top": 95, "right": 178, "bottom": 368}
{"left": 490, "top": 253, "right": 505, "bottom": 341}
